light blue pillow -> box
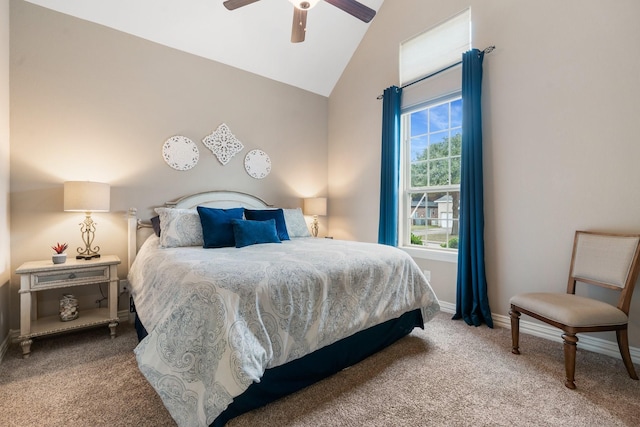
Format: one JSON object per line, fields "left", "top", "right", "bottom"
{"left": 155, "top": 208, "right": 203, "bottom": 248}
{"left": 231, "top": 218, "right": 281, "bottom": 248}
{"left": 282, "top": 208, "right": 311, "bottom": 238}
{"left": 197, "top": 206, "right": 244, "bottom": 248}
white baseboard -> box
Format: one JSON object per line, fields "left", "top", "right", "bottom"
{"left": 437, "top": 301, "right": 456, "bottom": 314}
{"left": 437, "top": 300, "right": 640, "bottom": 364}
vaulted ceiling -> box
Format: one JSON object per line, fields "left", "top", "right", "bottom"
{"left": 25, "top": 0, "right": 384, "bottom": 97}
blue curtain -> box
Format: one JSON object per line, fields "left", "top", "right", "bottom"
{"left": 378, "top": 86, "right": 403, "bottom": 246}
{"left": 453, "top": 49, "right": 494, "bottom": 328}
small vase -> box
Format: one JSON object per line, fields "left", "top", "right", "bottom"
{"left": 52, "top": 253, "right": 67, "bottom": 264}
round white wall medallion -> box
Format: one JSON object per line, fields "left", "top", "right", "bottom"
{"left": 162, "top": 136, "right": 199, "bottom": 171}
{"left": 244, "top": 149, "right": 271, "bottom": 179}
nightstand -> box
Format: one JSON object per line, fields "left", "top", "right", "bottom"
{"left": 15, "top": 255, "right": 121, "bottom": 358}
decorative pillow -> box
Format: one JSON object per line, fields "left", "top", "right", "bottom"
{"left": 150, "top": 216, "right": 161, "bottom": 237}
{"left": 244, "top": 209, "right": 290, "bottom": 241}
{"left": 154, "top": 208, "right": 203, "bottom": 248}
{"left": 197, "top": 206, "right": 245, "bottom": 248}
{"left": 231, "top": 218, "right": 281, "bottom": 248}
{"left": 282, "top": 208, "right": 311, "bottom": 238}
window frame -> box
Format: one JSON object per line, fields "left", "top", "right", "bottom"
{"left": 399, "top": 91, "right": 461, "bottom": 263}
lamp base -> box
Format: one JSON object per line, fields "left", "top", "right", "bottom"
{"left": 76, "top": 253, "right": 101, "bottom": 260}
{"left": 76, "top": 213, "right": 102, "bottom": 260}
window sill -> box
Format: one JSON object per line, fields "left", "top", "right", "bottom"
{"left": 400, "top": 246, "right": 458, "bottom": 263}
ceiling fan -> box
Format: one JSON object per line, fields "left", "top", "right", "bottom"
{"left": 223, "top": 0, "right": 376, "bottom": 43}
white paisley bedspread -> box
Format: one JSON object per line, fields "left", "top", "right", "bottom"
{"left": 128, "top": 235, "right": 440, "bottom": 427}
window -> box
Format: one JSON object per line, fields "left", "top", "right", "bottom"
{"left": 401, "top": 94, "right": 461, "bottom": 251}
{"left": 398, "top": 9, "right": 470, "bottom": 256}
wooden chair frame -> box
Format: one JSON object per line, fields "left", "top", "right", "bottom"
{"left": 510, "top": 230, "right": 640, "bottom": 389}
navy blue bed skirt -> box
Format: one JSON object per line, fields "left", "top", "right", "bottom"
{"left": 134, "top": 308, "right": 424, "bottom": 426}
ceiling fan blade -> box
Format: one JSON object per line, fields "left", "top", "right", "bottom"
{"left": 223, "top": 0, "right": 260, "bottom": 11}
{"left": 324, "top": 0, "right": 376, "bottom": 23}
{"left": 291, "top": 7, "right": 307, "bottom": 43}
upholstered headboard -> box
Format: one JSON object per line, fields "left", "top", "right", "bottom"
{"left": 127, "top": 190, "right": 271, "bottom": 269}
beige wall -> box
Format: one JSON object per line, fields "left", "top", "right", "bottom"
{"left": 328, "top": 0, "right": 640, "bottom": 347}
{"left": 9, "top": 0, "right": 640, "bottom": 356}
{"left": 9, "top": 1, "right": 328, "bottom": 329}
{"left": 0, "top": 0, "right": 10, "bottom": 350}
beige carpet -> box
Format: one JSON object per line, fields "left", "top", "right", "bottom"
{"left": 1, "top": 312, "right": 638, "bottom": 426}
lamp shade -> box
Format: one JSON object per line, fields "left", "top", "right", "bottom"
{"left": 303, "top": 197, "right": 327, "bottom": 216}
{"left": 64, "top": 181, "right": 110, "bottom": 212}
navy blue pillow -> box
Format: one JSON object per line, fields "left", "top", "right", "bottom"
{"left": 231, "top": 218, "right": 281, "bottom": 248}
{"left": 197, "top": 206, "right": 245, "bottom": 248}
{"left": 244, "top": 209, "right": 290, "bottom": 241}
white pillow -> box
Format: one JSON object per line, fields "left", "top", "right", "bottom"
{"left": 283, "top": 208, "right": 311, "bottom": 238}
{"left": 155, "top": 207, "right": 203, "bottom": 248}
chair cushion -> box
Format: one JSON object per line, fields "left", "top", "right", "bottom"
{"left": 510, "top": 293, "right": 628, "bottom": 327}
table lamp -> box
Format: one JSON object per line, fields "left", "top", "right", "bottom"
{"left": 64, "top": 181, "right": 110, "bottom": 259}
{"left": 303, "top": 197, "right": 327, "bottom": 237}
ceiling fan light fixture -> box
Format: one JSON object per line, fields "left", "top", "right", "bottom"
{"left": 289, "top": 0, "right": 321, "bottom": 10}
{"left": 225, "top": 0, "right": 377, "bottom": 43}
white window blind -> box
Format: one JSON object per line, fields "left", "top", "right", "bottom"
{"left": 400, "top": 9, "right": 471, "bottom": 86}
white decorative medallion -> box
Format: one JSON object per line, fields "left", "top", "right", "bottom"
{"left": 162, "top": 136, "right": 199, "bottom": 171}
{"left": 202, "top": 123, "right": 244, "bottom": 165}
{"left": 244, "top": 149, "right": 271, "bottom": 179}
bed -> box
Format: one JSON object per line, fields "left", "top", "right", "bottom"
{"left": 126, "top": 190, "right": 440, "bottom": 427}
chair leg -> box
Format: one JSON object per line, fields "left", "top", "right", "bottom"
{"left": 562, "top": 333, "right": 578, "bottom": 389}
{"left": 616, "top": 329, "right": 639, "bottom": 380}
{"left": 509, "top": 307, "right": 521, "bottom": 355}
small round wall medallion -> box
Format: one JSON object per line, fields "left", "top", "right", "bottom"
{"left": 244, "top": 149, "right": 271, "bottom": 179}
{"left": 162, "top": 136, "right": 199, "bottom": 171}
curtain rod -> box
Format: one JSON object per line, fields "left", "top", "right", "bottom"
{"left": 377, "top": 45, "right": 495, "bottom": 100}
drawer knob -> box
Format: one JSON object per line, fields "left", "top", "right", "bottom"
{"left": 68, "top": 273, "right": 76, "bottom": 279}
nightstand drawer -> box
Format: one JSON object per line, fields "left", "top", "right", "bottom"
{"left": 31, "top": 266, "right": 110, "bottom": 289}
